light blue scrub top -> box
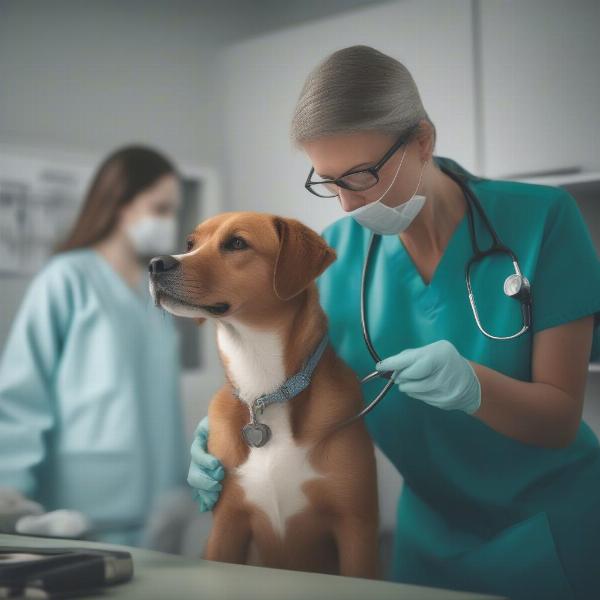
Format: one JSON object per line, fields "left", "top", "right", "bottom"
{"left": 316, "top": 157, "right": 600, "bottom": 600}
{"left": 0, "top": 249, "right": 187, "bottom": 546}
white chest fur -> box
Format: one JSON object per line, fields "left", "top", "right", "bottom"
{"left": 216, "top": 321, "right": 323, "bottom": 538}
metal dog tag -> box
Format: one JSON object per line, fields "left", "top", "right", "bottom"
{"left": 242, "top": 422, "right": 271, "bottom": 448}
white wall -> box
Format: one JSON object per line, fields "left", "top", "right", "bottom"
{"left": 222, "top": 0, "right": 476, "bottom": 234}
{"left": 0, "top": 0, "right": 229, "bottom": 167}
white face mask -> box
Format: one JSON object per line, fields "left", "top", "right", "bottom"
{"left": 349, "top": 148, "right": 427, "bottom": 235}
{"left": 125, "top": 215, "right": 177, "bottom": 256}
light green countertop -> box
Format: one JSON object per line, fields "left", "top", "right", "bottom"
{"left": 0, "top": 533, "right": 506, "bottom": 600}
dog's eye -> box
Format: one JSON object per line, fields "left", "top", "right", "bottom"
{"left": 185, "top": 238, "right": 194, "bottom": 252}
{"left": 223, "top": 236, "right": 248, "bottom": 251}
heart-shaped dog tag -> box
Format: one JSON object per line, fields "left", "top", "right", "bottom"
{"left": 242, "top": 423, "right": 272, "bottom": 447}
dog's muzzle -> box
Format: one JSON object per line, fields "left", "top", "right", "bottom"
{"left": 148, "top": 255, "right": 231, "bottom": 316}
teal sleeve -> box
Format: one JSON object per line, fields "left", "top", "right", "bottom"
{"left": 0, "top": 259, "right": 74, "bottom": 497}
{"left": 531, "top": 189, "right": 600, "bottom": 360}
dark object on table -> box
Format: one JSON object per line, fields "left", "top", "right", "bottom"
{"left": 0, "top": 545, "right": 133, "bottom": 599}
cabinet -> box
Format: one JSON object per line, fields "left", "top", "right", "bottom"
{"left": 479, "top": 0, "right": 600, "bottom": 177}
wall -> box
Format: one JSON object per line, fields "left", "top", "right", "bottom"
{"left": 0, "top": 1, "right": 232, "bottom": 166}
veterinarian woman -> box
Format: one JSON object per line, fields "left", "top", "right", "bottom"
{"left": 188, "top": 46, "right": 600, "bottom": 599}
{"left": 0, "top": 146, "right": 187, "bottom": 546}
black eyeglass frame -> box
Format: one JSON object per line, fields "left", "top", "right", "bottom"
{"left": 304, "top": 129, "right": 415, "bottom": 198}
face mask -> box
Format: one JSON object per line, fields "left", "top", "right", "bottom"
{"left": 349, "top": 148, "right": 427, "bottom": 235}
{"left": 125, "top": 215, "right": 177, "bottom": 256}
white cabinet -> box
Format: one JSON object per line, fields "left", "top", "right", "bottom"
{"left": 479, "top": 0, "right": 600, "bottom": 177}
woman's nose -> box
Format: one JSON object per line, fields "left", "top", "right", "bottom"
{"left": 338, "top": 190, "right": 367, "bottom": 212}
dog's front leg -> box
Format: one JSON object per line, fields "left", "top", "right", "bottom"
{"left": 333, "top": 515, "right": 381, "bottom": 580}
{"left": 203, "top": 504, "right": 252, "bottom": 564}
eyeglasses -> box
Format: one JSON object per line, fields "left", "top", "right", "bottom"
{"left": 304, "top": 131, "right": 412, "bottom": 198}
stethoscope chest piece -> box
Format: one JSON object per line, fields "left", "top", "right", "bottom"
{"left": 503, "top": 273, "right": 530, "bottom": 300}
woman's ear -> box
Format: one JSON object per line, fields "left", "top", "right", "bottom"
{"left": 272, "top": 217, "right": 337, "bottom": 301}
{"left": 416, "top": 119, "right": 435, "bottom": 161}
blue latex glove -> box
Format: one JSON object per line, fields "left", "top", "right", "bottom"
{"left": 187, "top": 416, "right": 225, "bottom": 512}
{"left": 375, "top": 340, "right": 481, "bottom": 414}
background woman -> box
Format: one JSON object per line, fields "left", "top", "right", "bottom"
{"left": 0, "top": 145, "right": 187, "bottom": 546}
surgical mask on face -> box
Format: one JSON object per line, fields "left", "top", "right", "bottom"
{"left": 125, "top": 215, "right": 177, "bottom": 256}
{"left": 349, "top": 148, "right": 427, "bottom": 235}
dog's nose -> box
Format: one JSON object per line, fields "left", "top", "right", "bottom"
{"left": 148, "top": 255, "right": 179, "bottom": 275}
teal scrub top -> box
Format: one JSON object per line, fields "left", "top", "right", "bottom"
{"left": 316, "top": 157, "right": 600, "bottom": 600}
{"left": 0, "top": 249, "right": 187, "bottom": 546}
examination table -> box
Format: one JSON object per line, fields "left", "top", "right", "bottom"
{"left": 0, "top": 533, "right": 506, "bottom": 599}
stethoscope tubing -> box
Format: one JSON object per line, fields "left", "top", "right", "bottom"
{"left": 332, "top": 166, "right": 530, "bottom": 433}
{"left": 331, "top": 232, "right": 394, "bottom": 432}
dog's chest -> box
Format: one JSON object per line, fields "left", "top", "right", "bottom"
{"left": 235, "top": 405, "right": 321, "bottom": 538}
{"left": 217, "top": 323, "right": 323, "bottom": 539}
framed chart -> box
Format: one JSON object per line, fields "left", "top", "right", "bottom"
{"left": 0, "top": 149, "right": 94, "bottom": 276}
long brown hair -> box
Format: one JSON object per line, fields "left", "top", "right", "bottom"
{"left": 56, "top": 145, "right": 176, "bottom": 253}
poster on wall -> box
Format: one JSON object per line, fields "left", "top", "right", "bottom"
{"left": 0, "top": 150, "right": 95, "bottom": 276}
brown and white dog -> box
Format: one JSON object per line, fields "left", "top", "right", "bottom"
{"left": 149, "top": 212, "right": 380, "bottom": 578}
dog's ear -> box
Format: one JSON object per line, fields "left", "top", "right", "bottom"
{"left": 272, "top": 217, "right": 337, "bottom": 301}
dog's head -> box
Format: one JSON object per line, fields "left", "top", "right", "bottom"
{"left": 148, "top": 212, "right": 336, "bottom": 324}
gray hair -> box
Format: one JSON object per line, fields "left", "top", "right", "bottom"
{"left": 291, "top": 45, "right": 435, "bottom": 147}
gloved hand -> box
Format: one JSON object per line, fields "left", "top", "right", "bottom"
{"left": 16, "top": 509, "right": 90, "bottom": 538}
{"left": 375, "top": 339, "right": 481, "bottom": 414}
{"left": 187, "top": 416, "right": 225, "bottom": 512}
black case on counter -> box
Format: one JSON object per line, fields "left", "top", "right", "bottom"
{"left": 0, "top": 545, "right": 133, "bottom": 599}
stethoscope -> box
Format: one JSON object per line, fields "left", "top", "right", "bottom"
{"left": 333, "top": 166, "right": 532, "bottom": 431}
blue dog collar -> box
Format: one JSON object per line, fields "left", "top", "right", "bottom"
{"left": 234, "top": 333, "right": 329, "bottom": 447}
